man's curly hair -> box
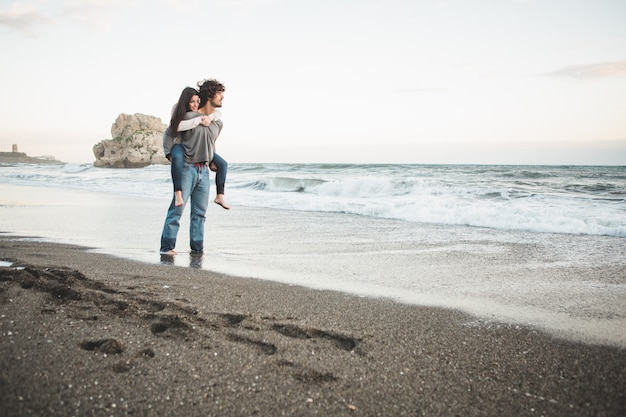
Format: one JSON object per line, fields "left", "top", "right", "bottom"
{"left": 197, "top": 79, "right": 225, "bottom": 107}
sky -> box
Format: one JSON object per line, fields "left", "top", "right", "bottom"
{"left": 0, "top": 0, "right": 625, "bottom": 165}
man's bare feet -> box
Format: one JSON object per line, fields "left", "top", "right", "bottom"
{"left": 160, "top": 250, "right": 177, "bottom": 255}
{"left": 174, "top": 190, "right": 184, "bottom": 207}
{"left": 214, "top": 194, "right": 230, "bottom": 210}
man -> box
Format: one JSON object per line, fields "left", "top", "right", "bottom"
{"left": 159, "top": 78, "right": 225, "bottom": 255}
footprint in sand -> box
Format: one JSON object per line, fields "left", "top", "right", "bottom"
{"left": 79, "top": 338, "right": 124, "bottom": 354}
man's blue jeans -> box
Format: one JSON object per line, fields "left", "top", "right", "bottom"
{"left": 160, "top": 163, "right": 210, "bottom": 253}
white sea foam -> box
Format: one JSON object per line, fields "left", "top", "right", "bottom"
{"left": 1, "top": 162, "right": 624, "bottom": 237}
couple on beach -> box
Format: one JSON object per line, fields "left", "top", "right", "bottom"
{"left": 159, "top": 78, "right": 228, "bottom": 256}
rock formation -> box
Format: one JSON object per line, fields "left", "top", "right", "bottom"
{"left": 93, "top": 113, "right": 169, "bottom": 168}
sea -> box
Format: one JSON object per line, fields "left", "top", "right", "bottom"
{"left": 1, "top": 162, "right": 625, "bottom": 346}
{"left": 2, "top": 163, "right": 625, "bottom": 237}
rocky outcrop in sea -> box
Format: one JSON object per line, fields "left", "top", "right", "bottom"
{"left": 93, "top": 113, "right": 169, "bottom": 168}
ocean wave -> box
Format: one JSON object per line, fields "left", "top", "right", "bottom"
{"left": 502, "top": 170, "right": 559, "bottom": 179}
{"left": 61, "top": 163, "right": 94, "bottom": 174}
{"left": 267, "top": 177, "right": 326, "bottom": 192}
{"left": 2, "top": 162, "right": 624, "bottom": 238}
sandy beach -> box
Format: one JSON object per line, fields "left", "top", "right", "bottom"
{"left": 1, "top": 236, "right": 625, "bottom": 416}
{"left": 1, "top": 179, "right": 625, "bottom": 416}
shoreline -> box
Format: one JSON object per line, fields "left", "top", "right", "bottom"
{"left": 1, "top": 237, "right": 625, "bottom": 416}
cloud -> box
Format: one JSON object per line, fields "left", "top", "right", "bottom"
{"left": 0, "top": 2, "right": 53, "bottom": 38}
{"left": 548, "top": 60, "right": 626, "bottom": 79}
{"left": 59, "top": 0, "right": 139, "bottom": 30}
{"left": 157, "top": 0, "right": 196, "bottom": 13}
{"left": 0, "top": 0, "right": 138, "bottom": 35}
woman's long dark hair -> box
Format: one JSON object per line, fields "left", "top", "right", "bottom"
{"left": 169, "top": 87, "right": 199, "bottom": 135}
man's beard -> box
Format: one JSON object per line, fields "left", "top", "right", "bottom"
{"left": 210, "top": 98, "right": 222, "bottom": 108}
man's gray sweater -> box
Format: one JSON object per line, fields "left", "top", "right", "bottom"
{"left": 180, "top": 111, "right": 223, "bottom": 164}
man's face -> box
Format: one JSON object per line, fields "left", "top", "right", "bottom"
{"left": 210, "top": 90, "right": 224, "bottom": 108}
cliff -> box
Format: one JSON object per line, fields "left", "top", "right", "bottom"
{"left": 93, "top": 113, "right": 169, "bottom": 168}
{"left": 0, "top": 151, "right": 64, "bottom": 166}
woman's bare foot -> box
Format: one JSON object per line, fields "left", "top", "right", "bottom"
{"left": 214, "top": 194, "right": 230, "bottom": 210}
{"left": 175, "top": 190, "right": 184, "bottom": 207}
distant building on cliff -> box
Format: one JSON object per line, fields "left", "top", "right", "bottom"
{"left": 0, "top": 144, "right": 63, "bottom": 164}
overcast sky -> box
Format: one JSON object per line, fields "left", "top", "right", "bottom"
{"left": 1, "top": 0, "right": 625, "bottom": 165}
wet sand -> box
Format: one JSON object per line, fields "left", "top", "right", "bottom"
{"left": 1, "top": 236, "right": 624, "bottom": 416}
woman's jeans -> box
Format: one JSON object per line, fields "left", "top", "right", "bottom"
{"left": 160, "top": 163, "right": 210, "bottom": 253}
{"left": 211, "top": 152, "right": 228, "bottom": 195}
{"left": 170, "top": 144, "right": 184, "bottom": 192}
